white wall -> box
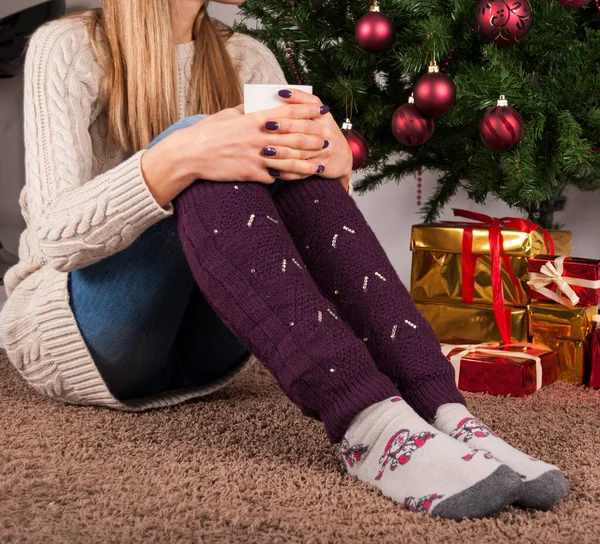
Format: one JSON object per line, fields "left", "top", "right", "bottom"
{"left": 1, "top": 0, "right": 599, "bottom": 291}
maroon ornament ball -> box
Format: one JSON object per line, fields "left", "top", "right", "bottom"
{"left": 413, "top": 65, "right": 457, "bottom": 116}
{"left": 556, "top": 0, "right": 591, "bottom": 7}
{"left": 342, "top": 121, "right": 370, "bottom": 170}
{"left": 479, "top": 96, "right": 524, "bottom": 151}
{"left": 476, "top": 0, "right": 533, "bottom": 47}
{"left": 355, "top": 8, "right": 396, "bottom": 53}
{"left": 392, "top": 98, "right": 435, "bottom": 146}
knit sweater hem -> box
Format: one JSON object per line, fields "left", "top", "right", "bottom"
{"left": 0, "top": 266, "right": 255, "bottom": 411}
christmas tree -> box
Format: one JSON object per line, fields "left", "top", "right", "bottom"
{"left": 235, "top": 0, "right": 600, "bottom": 228}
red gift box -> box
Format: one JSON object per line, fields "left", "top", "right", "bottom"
{"left": 528, "top": 255, "right": 600, "bottom": 307}
{"left": 584, "top": 323, "right": 600, "bottom": 389}
{"left": 441, "top": 343, "right": 557, "bottom": 397}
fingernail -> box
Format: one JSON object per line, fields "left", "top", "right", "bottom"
{"left": 320, "top": 105, "right": 330, "bottom": 115}
{"left": 316, "top": 165, "right": 325, "bottom": 174}
{"left": 322, "top": 140, "right": 329, "bottom": 149}
{"left": 268, "top": 168, "right": 281, "bottom": 177}
{"left": 265, "top": 121, "right": 280, "bottom": 131}
{"left": 263, "top": 147, "right": 277, "bottom": 156}
{"left": 278, "top": 89, "right": 293, "bottom": 98}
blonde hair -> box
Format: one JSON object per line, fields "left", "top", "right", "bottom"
{"left": 81, "top": 1, "right": 242, "bottom": 152}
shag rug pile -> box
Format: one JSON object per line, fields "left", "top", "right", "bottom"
{"left": 1, "top": 349, "right": 599, "bottom": 543}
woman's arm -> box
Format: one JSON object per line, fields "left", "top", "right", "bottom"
{"left": 23, "top": 21, "right": 175, "bottom": 273}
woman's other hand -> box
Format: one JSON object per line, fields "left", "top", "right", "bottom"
{"left": 178, "top": 103, "right": 332, "bottom": 183}
{"left": 274, "top": 88, "right": 354, "bottom": 191}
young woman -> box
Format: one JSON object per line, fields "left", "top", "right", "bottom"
{"left": 0, "top": 0, "right": 567, "bottom": 520}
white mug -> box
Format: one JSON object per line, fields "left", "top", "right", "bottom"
{"left": 244, "top": 84, "right": 313, "bottom": 114}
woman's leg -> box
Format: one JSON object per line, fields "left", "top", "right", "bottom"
{"left": 168, "top": 284, "right": 250, "bottom": 386}
{"left": 173, "top": 177, "right": 400, "bottom": 443}
{"left": 174, "top": 175, "right": 523, "bottom": 520}
{"left": 68, "top": 114, "right": 249, "bottom": 400}
{"left": 272, "top": 175, "right": 567, "bottom": 510}
{"left": 69, "top": 215, "right": 197, "bottom": 399}
{"left": 271, "top": 175, "right": 464, "bottom": 422}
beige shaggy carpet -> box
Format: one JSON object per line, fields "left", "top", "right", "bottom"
{"left": 1, "top": 349, "right": 600, "bottom": 544}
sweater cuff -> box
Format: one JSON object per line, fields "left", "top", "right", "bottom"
{"left": 37, "top": 151, "right": 175, "bottom": 271}
{"left": 124, "top": 150, "right": 174, "bottom": 217}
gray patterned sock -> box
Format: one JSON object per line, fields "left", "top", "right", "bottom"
{"left": 434, "top": 403, "right": 569, "bottom": 510}
{"left": 342, "top": 396, "right": 524, "bottom": 520}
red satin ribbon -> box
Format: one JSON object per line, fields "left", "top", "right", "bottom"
{"left": 447, "top": 209, "right": 555, "bottom": 345}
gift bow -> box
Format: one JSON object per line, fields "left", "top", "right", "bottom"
{"left": 528, "top": 255, "right": 600, "bottom": 308}
{"left": 446, "top": 209, "right": 554, "bottom": 345}
{"left": 440, "top": 342, "right": 543, "bottom": 391}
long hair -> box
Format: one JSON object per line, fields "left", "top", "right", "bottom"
{"left": 83, "top": 1, "right": 242, "bottom": 152}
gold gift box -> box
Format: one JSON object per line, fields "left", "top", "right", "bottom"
{"left": 411, "top": 252, "right": 529, "bottom": 306}
{"left": 410, "top": 225, "right": 571, "bottom": 307}
{"left": 532, "top": 335, "right": 584, "bottom": 384}
{"left": 548, "top": 230, "right": 574, "bottom": 256}
{"left": 527, "top": 302, "right": 597, "bottom": 341}
{"left": 416, "top": 300, "right": 529, "bottom": 344}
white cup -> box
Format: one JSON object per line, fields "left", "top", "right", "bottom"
{"left": 244, "top": 84, "right": 313, "bottom": 114}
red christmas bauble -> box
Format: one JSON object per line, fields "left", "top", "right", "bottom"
{"left": 476, "top": 0, "right": 533, "bottom": 47}
{"left": 413, "top": 71, "right": 457, "bottom": 116}
{"left": 355, "top": 10, "right": 396, "bottom": 53}
{"left": 392, "top": 101, "right": 435, "bottom": 146}
{"left": 556, "top": 0, "right": 591, "bottom": 7}
{"left": 479, "top": 96, "right": 524, "bottom": 150}
{"left": 342, "top": 125, "right": 370, "bottom": 170}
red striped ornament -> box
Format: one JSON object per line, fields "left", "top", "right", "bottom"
{"left": 342, "top": 119, "right": 370, "bottom": 170}
{"left": 479, "top": 95, "right": 524, "bottom": 151}
{"left": 392, "top": 95, "right": 435, "bottom": 146}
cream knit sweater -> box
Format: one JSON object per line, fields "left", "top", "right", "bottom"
{"left": 0, "top": 17, "right": 287, "bottom": 410}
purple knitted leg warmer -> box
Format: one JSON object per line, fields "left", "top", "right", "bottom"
{"left": 272, "top": 176, "right": 466, "bottom": 423}
{"left": 174, "top": 179, "right": 399, "bottom": 443}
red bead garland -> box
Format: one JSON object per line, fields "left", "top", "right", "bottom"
{"left": 416, "top": 169, "right": 423, "bottom": 207}
{"left": 282, "top": 2, "right": 303, "bottom": 84}
{"left": 285, "top": 41, "right": 303, "bottom": 85}
{"left": 440, "top": 49, "right": 456, "bottom": 73}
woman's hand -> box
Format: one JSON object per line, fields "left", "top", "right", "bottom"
{"left": 275, "top": 88, "right": 354, "bottom": 191}
{"left": 173, "top": 103, "right": 333, "bottom": 184}
{"left": 140, "top": 98, "right": 351, "bottom": 207}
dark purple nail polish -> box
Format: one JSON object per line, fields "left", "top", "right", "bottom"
{"left": 265, "top": 121, "right": 280, "bottom": 131}
{"left": 322, "top": 140, "right": 329, "bottom": 149}
{"left": 268, "top": 168, "right": 281, "bottom": 178}
{"left": 320, "top": 105, "right": 330, "bottom": 115}
{"left": 278, "top": 89, "right": 293, "bottom": 98}
{"left": 316, "top": 165, "right": 325, "bottom": 174}
{"left": 263, "top": 147, "right": 277, "bottom": 156}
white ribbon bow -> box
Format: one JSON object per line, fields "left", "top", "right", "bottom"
{"left": 441, "top": 342, "right": 543, "bottom": 391}
{"left": 528, "top": 256, "right": 600, "bottom": 308}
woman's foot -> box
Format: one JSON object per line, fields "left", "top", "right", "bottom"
{"left": 341, "top": 397, "right": 524, "bottom": 520}
{"left": 433, "top": 403, "right": 569, "bottom": 510}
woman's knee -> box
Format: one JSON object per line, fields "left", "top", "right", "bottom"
{"left": 148, "top": 114, "right": 210, "bottom": 150}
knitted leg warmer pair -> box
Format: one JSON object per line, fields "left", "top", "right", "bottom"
{"left": 174, "top": 176, "right": 567, "bottom": 520}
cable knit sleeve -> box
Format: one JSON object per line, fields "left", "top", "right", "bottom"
{"left": 23, "top": 20, "right": 173, "bottom": 273}
{"left": 228, "top": 34, "right": 288, "bottom": 86}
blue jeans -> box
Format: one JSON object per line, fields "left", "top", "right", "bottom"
{"left": 69, "top": 114, "right": 283, "bottom": 400}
